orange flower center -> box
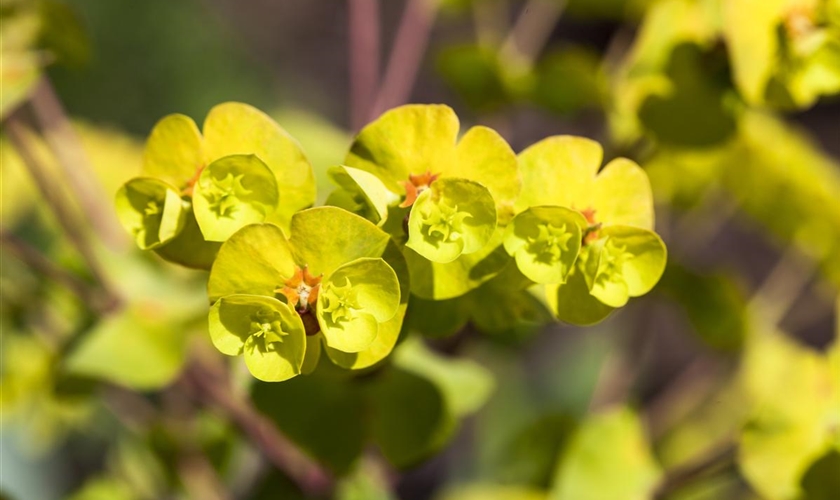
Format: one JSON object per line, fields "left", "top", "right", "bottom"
{"left": 399, "top": 171, "right": 440, "bottom": 208}
{"left": 277, "top": 265, "right": 322, "bottom": 314}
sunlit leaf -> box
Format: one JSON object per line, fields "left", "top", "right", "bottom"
{"left": 64, "top": 306, "right": 193, "bottom": 390}
{"left": 549, "top": 407, "right": 663, "bottom": 500}
{"left": 738, "top": 330, "right": 839, "bottom": 500}
{"left": 393, "top": 336, "right": 495, "bottom": 417}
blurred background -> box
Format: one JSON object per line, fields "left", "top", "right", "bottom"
{"left": 2, "top": 0, "right": 839, "bottom": 499}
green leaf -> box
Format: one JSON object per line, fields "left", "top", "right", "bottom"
{"left": 207, "top": 223, "right": 297, "bottom": 302}
{"left": 800, "top": 450, "right": 840, "bottom": 500}
{"left": 489, "top": 414, "right": 579, "bottom": 489}
{"left": 67, "top": 476, "right": 137, "bottom": 500}
{"left": 192, "top": 154, "right": 279, "bottom": 242}
{"left": 201, "top": 102, "right": 316, "bottom": 229}
{"left": 393, "top": 336, "right": 495, "bottom": 417}
{"left": 637, "top": 43, "right": 737, "bottom": 147}
{"left": 152, "top": 209, "right": 221, "bottom": 270}
{"left": 549, "top": 407, "right": 663, "bottom": 500}
{"left": 407, "top": 178, "right": 497, "bottom": 263}
{"left": 288, "top": 207, "right": 391, "bottom": 278}
{"left": 436, "top": 44, "right": 511, "bottom": 112}
{"left": 504, "top": 206, "right": 585, "bottom": 284}
{"left": 327, "top": 165, "right": 398, "bottom": 225}
{"left": 583, "top": 226, "right": 667, "bottom": 308}
{"left": 404, "top": 295, "right": 471, "bottom": 338}
{"left": 738, "top": 331, "right": 839, "bottom": 500}
{"left": 368, "top": 367, "right": 453, "bottom": 468}
{"left": 438, "top": 484, "right": 547, "bottom": 500}
{"left": 657, "top": 265, "right": 747, "bottom": 352}
{"left": 317, "top": 258, "right": 400, "bottom": 353}
{"left": 337, "top": 460, "right": 397, "bottom": 500}
{"left": 64, "top": 306, "right": 192, "bottom": 390}
{"left": 115, "top": 177, "right": 188, "bottom": 249}
{"left": 723, "top": 0, "right": 787, "bottom": 104}
{"left": 532, "top": 46, "right": 605, "bottom": 116}
{"left": 406, "top": 227, "right": 511, "bottom": 300}
{"left": 324, "top": 241, "right": 410, "bottom": 370}
{"left": 252, "top": 372, "right": 366, "bottom": 474}
{"left": 142, "top": 113, "right": 203, "bottom": 187}
{"left": 209, "top": 294, "right": 305, "bottom": 382}
{"left": 547, "top": 264, "right": 615, "bottom": 326}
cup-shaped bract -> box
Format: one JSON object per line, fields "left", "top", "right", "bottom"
{"left": 341, "top": 104, "right": 520, "bottom": 299}
{"left": 344, "top": 104, "right": 520, "bottom": 218}
{"left": 316, "top": 258, "right": 401, "bottom": 353}
{"left": 209, "top": 294, "right": 306, "bottom": 382}
{"left": 582, "top": 226, "right": 667, "bottom": 308}
{"left": 192, "top": 154, "right": 279, "bottom": 242}
{"left": 115, "top": 178, "right": 188, "bottom": 249}
{"left": 517, "top": 136, "right": 654, "bottom": 230}
{"left": 207, "top": 207, "right": 409, "bottom": 374}
{"left": 326, "top": 165, "right": 398, "bottom": 225}
{"left": 516, "top": 135, "right": 666, "bottom": 323}
{"left": 407, "top": 178, "right": 497, "bottom": 263}
{"left": 503, "top": 206, "right": 585, "bottom": 284}
{"left": 118, "top": 102, "right": 316, "bottom": 268}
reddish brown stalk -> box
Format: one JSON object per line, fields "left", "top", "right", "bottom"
{"left": 370, "top": 0, "right": 439, "bottom": 118}
{"left": 349, "top": 0, "right": 381, "bottom": 131}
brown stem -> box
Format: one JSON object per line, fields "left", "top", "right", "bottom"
{"left": 369, "top": 0, "right": 439, "bottom": 119}
{"left": 5, "top": 115, "right": 122, "bottom": 311}
{"left": 349, "top": 0, "right": 381, "bottom": 131}
{"left": 0, "top": 229, "right": 107, "bottom": 310}
{"left": 29, "top": 78, "right": 128, "bottom": 250}
{"left": 654, "top": 442, "right": 737, "bottom": 498}
{"left": 500, "top": 0, "right": 566, "bottom": 67}
{"left": 184, "top": 361, "right": 333, "bottom": 497}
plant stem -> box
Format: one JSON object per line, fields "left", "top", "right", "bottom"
{"left": 29, "top": 77, "right": 128, "bottom": 250}
{"left": 349, "top": 0, "right": 381, "bottom": 131}
{"left": 184, "top": 360, "right": 333, "bottom": 497}
{"left": 654, "top": 441, "right": 737, "bottom": 499}
{"left": 500, "top": 0, "right": 566, "bottom": 68}
{"left": 748, "top": 244, "right": 816, "bottom": 328}
{"left": 370, "top": 0, "right": 439, "bottom": 119}
{"left": 5, "top": 115, "right": 121, "bottom": 311}
{"left": 0, "top": 229, "right": 106, "bottom": 310}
